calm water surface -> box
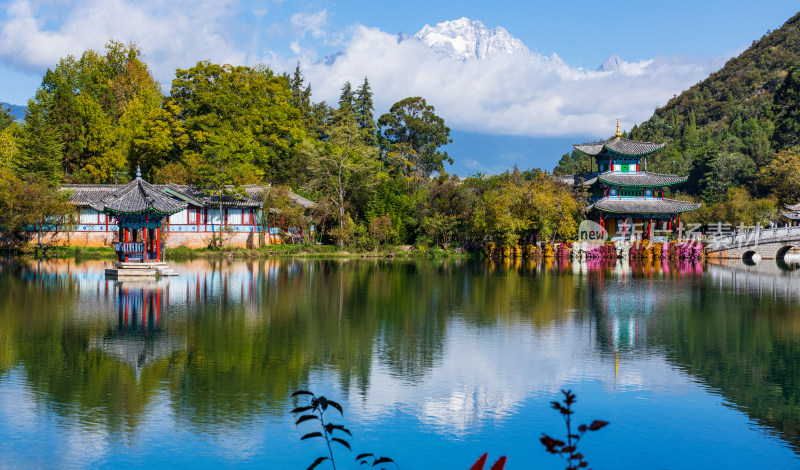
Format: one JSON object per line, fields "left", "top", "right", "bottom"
{"left": 0, "top": 257, "right": 799, "bottom": 469}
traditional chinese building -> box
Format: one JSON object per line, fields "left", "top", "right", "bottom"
{"left": 781, "top": 203, "right": 800, "bottom": 226}
{"left": 54, "top": 175, "right": 315, "bottom": 249}
{"left": 572, "top": 121, "right": 700, "bottom": 240}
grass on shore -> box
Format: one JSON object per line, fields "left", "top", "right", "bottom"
{"left": 11, "top": 243, "right": 473, "bottom": 261}
{"left": 164, "top": 243, "right": 473, "bottom": 260}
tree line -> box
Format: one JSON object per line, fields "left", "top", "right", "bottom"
{"left": 0, "top": 41, "right": 583, "bottom": 250}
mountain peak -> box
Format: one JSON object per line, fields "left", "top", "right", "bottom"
{"left": 597, "top": 54, "right": 625, "bottom": 72}
{"left": 414, "top": 18, "right": 528, "bottom": 61}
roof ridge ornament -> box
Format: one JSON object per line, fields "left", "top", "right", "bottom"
{"left": 136, "top": 165, "right": 142, "bottom": 180}
{"left": 615, "top": 118, "right": 621, "bottom": 139}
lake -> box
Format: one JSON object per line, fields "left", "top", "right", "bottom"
{"left": 0, "top": 257, "right": 799, "bottom": 469}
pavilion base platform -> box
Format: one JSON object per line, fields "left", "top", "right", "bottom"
{"left": 105, "top": 261, "right": 178, "bottom": 279}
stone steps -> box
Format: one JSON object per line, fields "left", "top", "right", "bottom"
{"left": 106, "top": 261, "right": 178, "bottom": 278}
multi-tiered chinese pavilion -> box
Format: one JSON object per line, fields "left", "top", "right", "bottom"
{"left": 574, "top": 121, "right": 700, "bottom": 240}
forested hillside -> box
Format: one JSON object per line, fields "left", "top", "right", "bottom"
{"left": 630, "top": 11, "right": 800, "bottom": 206}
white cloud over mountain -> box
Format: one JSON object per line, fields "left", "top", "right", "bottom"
{"left": 0, "top": 0, "right": 722, "bottom": 137}
{"left": 301, "top": 24, "right": 719, "bottom": 137}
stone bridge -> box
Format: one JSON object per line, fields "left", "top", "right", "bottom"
{"left": 706, "top": 226, "right": 800, "bottom": 261}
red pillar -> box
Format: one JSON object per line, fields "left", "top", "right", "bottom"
{"left": 622, "top": 218, "right": 627, "bottom": 240}
{"left": 142, "top": 228, "right": 147, "bottom": 261}
{"left": 156, "top": 226, "right": 161, "bottom": 261}
{"left": 124, "top": 228, "right": 129, "bottom": 262}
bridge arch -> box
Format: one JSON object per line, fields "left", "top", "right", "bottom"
{"left": 742, "top": 250, "right": 761, "bottom": 265}
{"left": 775, "top": 244, "right": 800, "bottom": 260}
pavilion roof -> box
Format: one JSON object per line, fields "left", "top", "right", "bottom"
{"left": 165, "top": 184, "right": 316, "bottom": 209}
{"left": 62, "top": 181, "right": 316, "bottom": 211}
{"left": 574, "top": 137, "right": 665, "bottom": 157}
{"left": 589, "top": 197, "right": 700, "bottom": 215}
{"left": 785, "top": 203, "right": 800, "bottom": 212}
{"left": 101, "top": 171, "right": 187, "bottom": 216}
{"left": 555, "top": 173, "right": 598, "bottom": 187}
{"left": 597, "top": 171, "right": 688, "bottom": 187}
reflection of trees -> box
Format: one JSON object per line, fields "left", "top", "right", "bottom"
{"left": 651, "top": 288, "right": 800, "bottom": 453}
{"left": 0, "top": 262, "right": 160, "bottom": 431}
{"left": 0, "top": 258, "right": 592, "bottom": 430}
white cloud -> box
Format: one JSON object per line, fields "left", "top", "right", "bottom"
{"left": 301, "top": 26, "right": 722, "bottom": 138}
{"left": 290, "top": 10, "right": 328, "bottom": 39}
{"left": 0, "top": 2, "right": 722, "bottom": 138}
{"left": 0, "top": 0, "right": 248, "bottom": 87}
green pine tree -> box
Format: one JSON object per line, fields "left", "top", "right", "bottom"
{"left": 17, "top": 99, "right": 64, "bottom": 185}
{"left": 354, "top": 77, "right": 376, "bottom": 146}
{"left": 0, "top": 104, "right": 13, "bottom": 132}
{"left": 338, "top": 81, "right": 354, "bottom": 116}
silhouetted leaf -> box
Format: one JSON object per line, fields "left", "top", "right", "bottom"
{"left": 356, "top": 453, "right": 374, "bottom": 461}
{"left": 307, "top": 456, "right": 328, "bottom": 470}
{"left": 318, "top": 396, "right": 328, "bottom": 411}
{"left": 331, "top": 424, "right": 352, "bottom": 436}
{"left": 578, "top": 462, "right": 588, "bottom": 468}
{"left": 327, "top": 400, "right": 344, "bottom": 415}
{"left": 560, "top": 446, "right": 575, "bottom": 454}
{"left": 469, "top": 453, "right": 488, "bottom": 470}
{"left": 588, "top": 420, "right": 609, "bottom": 431}
{"left": 578, "top": 424, "right": 587, "bottom": 433}
{"left": 296, "top": 414, "right": 319, "bottom": 425}
{"left": 331, "top": 437, "right": 351, "bottom": 450}
{"left": 293, "top": 391, "right": 314, "bottom": 397}
{"left": 301, "top": 432, "right": 323, "bottom": 440}
{"left": 573, "top": 453, "right": 584, "bottom": 460}
{"left": 292, "top": 406, "right": 314, "bottom": 414}
{"left": 373, "top": 457, "right": 395, "bottom": 466}
{"left": 489, "top": 455, "right": 507, "bottom": 470}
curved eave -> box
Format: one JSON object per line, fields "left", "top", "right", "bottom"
{"left": 104, "top": 208, "right": 179, "bottom": 217}
{"left": 596, "top": 172, "right": 689, "bottom": 188}
{"left": 592, "top": 198, "right": 701, "bottom": 215}
{"left": 573, "top": 137, "right": 665, "bottom": 157}
{"left": 781, "top": 211, "right": 800, "bottom": 220}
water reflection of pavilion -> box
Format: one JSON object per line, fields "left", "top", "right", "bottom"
{"left": 582, "top": 259, "right": 704, "bottom": 353}
{"left": 88, "top": 281, "right": 185, "bottom": 372}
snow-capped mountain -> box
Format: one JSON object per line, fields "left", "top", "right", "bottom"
{"left": 597, "top": 54, "right": 626, "bottom": 72}
{"left": 413, "top": 17, "right": 528, "bottom": 61}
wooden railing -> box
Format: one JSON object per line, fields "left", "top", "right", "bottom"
{"left": 114, "top": 242, "right": 144, "bottom": 253}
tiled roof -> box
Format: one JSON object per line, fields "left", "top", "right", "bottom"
{"left": 785, "top": 203, "right": 800, "bottom": 211}
{"left": 574, "top": 137, "right": 665, "bottom": 156}
{"left": 555, "top": 173, "right": 598, "bottom": 186}
{"left": 781, "top": 210, "right": 800, "bottom": 220}
{"left": 165, "top": 185, "right": 316, "bottom": 209}
{"left": 62, "top": 183, "right": 316, "bottom": 210}
{"left": 590, "top": 197, "right": 701, "bottom": 215}
{"left": 597, "top": 171, "right": 688, "bottom": 187}
{"left": 62, "top": 185, "right": 118, "bottom": 211}
{"left": 102, "top": 178, "right": 187, "bottom": 215}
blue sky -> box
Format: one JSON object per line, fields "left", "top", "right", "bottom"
{"left": 1, "top": 1, "right": 798, "bottom": 174}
